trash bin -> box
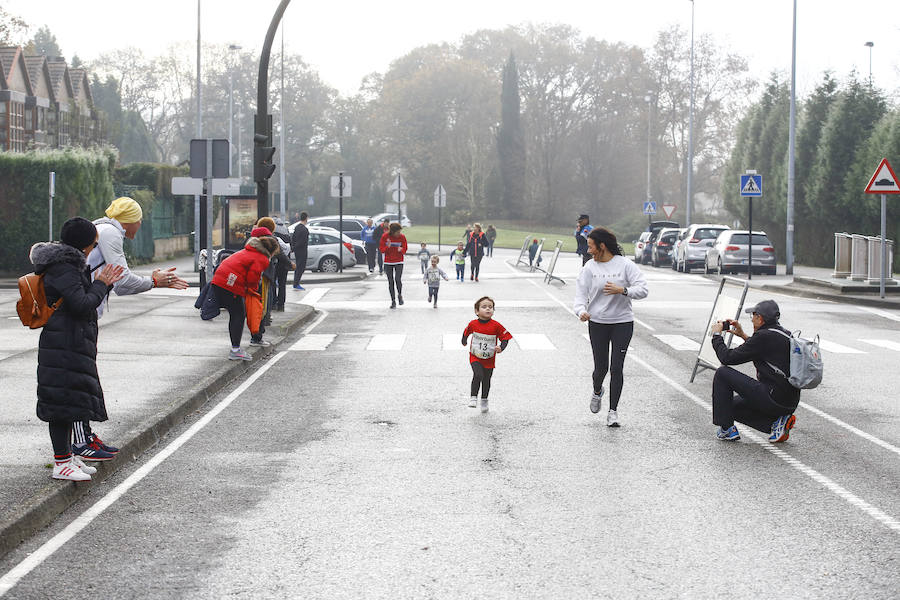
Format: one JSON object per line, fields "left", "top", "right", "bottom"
{"left": 866, "top": 236, "right": 895, "bottom": 284}
{"left": 833, "top": 232, "right": 852, "bottom": 278}
{"left": 850, "top": 234, "right": 868, "bottom": 281}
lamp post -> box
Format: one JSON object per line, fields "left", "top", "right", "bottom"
{"left": 228, "top": 44, "right": 242, "bottom": 177}
{"left": 786, "top": 0, "right": 797, "bottom": 275}
{"left": 686, "top": 0, "right": 695, "bottom": 227}
{"left": 864, "top": 41, "right": 874, "bottom": 85}
{"left": 645, "top": 93, "right": 653, "bottom": 228}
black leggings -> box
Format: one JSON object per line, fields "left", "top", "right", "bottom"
{"left": 213, "top": 284, "right": 246, "bottom": 347}
{"left": 470, "top": 256, "right": 482, "bottom": 279}
{"left": 385, "top": 263, "right": 403, "bottom": 301}
{"left": 470, "top": 362, "right": 494, "bottom": 398}
{"left": 588, "top": 321, "right": 634, "bottom": 410}
{"left": 49, "top": 421, "right": 72, "bottom": 458}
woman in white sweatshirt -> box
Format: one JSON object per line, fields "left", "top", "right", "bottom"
{"left": 573, "top": 227, "right": 648, "bottom": 426}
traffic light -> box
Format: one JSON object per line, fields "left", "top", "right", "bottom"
{"left": 254, "top": 145, "right": 276, "bottom": 183}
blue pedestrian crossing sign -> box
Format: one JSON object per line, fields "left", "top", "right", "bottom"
{"left": 643, "top": 201, "right": 657, "bottom": 215}
{"left": 740, "top": 173, "right": 762, "bottom": 197}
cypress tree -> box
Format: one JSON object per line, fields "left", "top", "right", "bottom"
{"left": 498, "top": 53, "right": 526, "bottom": 219}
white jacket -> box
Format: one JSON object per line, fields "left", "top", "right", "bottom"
{"left": 88, "top": 217, "right": 153, "bottom": 317}
{"left": 573, "top": 255, "right": 648, "bottom": 324}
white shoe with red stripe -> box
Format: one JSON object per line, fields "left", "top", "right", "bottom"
{"left": 72, "top": 455, "right": 97, "bottom": 475}
{"left": 52, "top": 458, "right": 92, "bottom": 481}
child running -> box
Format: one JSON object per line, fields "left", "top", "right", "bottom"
{"left": 417, "top": 242, "right": 432, "bottom": 274}
{"left": 461, "top": 296, "right": 513, "bottom": 413}
{"left": 423, "top": 255, "right": 449, "bottom": 307}
{"left": 450, "top": 242, "right": 466, "bottom": 282}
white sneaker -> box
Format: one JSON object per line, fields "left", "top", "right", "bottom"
{"left": 606, "top": 410, "right": 620, "bottom": 428}
{"left": 52, "top": 458, "right": 91, "bottom": 481}
{"left": 468, "top": 396, "right": 477, "bottom": 408}
{"left": 480, "top": 397, "right": 489, "bottom": 413}
{"left": 71, "top": 455, "right": 97, "bottom": 475}
{"left": 590, "top": 388, "right": 604, "bottom": 414}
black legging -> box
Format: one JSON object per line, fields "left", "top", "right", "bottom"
{"left": 213, "top": 284, "right": 246, "bottom": 347}
{"left": 49, "top": 421, "right": 72, "bottom": 458}
{"left": 470, "top": 256, "right": 482, "bottom": 279}
{"left": 587, "top": 321, "right": 634, "bottom": 410}
{"left": 385, "top": 263, "right": 404, "bottom": 301}
{"left": 470, "top": 362, "right": 494, "bottom": 398}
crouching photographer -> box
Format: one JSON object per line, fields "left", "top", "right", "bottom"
{"left": 709, "top": 300, "right": 799, "bottom": 443}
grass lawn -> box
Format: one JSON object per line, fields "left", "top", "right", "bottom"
{"left": 400, "top": 225, "right": 634, "bottom": 256}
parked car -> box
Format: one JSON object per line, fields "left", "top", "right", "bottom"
{"left": 371, "top": 212, "right": 412, "bottom": 228}
{"left": 636, "top": 220, "right": 679, "bottom": 264}
{"left": 650, "top": 227, "right": 681, "bottom": 267}
{"left": 634, "top": 231, "right": 652, "bottom": 263}
{"left": 640, "top": 229, "right": 662, "bottom": 264}
{"left": 306, "top": 215, "right": 371, "bottom": 240}
{"left": 669, "top": 228, "right": 688, "bottom": 270}
{"left": 287, "top": 223, "right": 357, "bottom": 272}
{"left": 704, "top": 230, "right": 777, "bottom": 275}
{"left": 674, "top": 223, "right": 730, "bottom": 272}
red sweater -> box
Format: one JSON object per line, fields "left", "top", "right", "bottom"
{"left": 211, "top": 238, "right": 273, "bottom": 297}
{"left": 463, "top": 318, "right": 512, "bottom": 369}
{"left": 379, "top": 233, "right": 408, "bottom": 264}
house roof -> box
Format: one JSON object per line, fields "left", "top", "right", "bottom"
{"left": 46, "top": 57, "right": 74, "bottom": 102}
{"left": 0, "top": 46, "right": 34, "bottom": 96}
{"left": 0, "top": 47, "right": 18, "bottom": 81}
{"left": 68, "top": 68, "right": 93, "bottom": 105}
{"left": 23, "top": 55, "right": 56, "bottom": 103}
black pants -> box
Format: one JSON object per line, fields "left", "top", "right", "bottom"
{"left": 365, "top": 242, "right": 378, "bottom": 271}
{"left": 486, "top": 242, "right": 493, "bottom": 257}
{"left": 49, "top": 421, "right": 72, "bottom": 458}
{"left": 213, "top": 284, "right": 246, "bottom": 347}
{"left": 470, "top": 362, "right": 494, "bottom": 398}
{"left": 293, "top": 252, "right": 307, "bottom": 286}
{"left": 385, "top": 263, "right": 403, "bottom": 301}
{"left": 377, "top": 250, "right": 384, "bottom": 274}
{"left": 470, "top": 256, "right": 482, "bottom": 279}
{"left": 427, "top": 286, "right": 439, "bottom": 302}
{"left": 73, "top": 420, "right": 93, "bottom": 446}
{"left": 274, "top": 262, "right": 289, "bottom": 309}
{"left": 712, "top": 366, "right": 794, "bottom": 433}
{"left": 588, "top": 321, "right": 634, "bottom": 411}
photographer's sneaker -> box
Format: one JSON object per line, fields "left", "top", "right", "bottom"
{"left": 590, "top": 388, "right": 604, "bottom": 414}
{"left": 71, "top": 455, "right": 97, "bottom": 475}
{"left": 468, "top": 396, "right": 478, "bottom": 408}
{"left": 606, "top": 409, "right": 620, "bottom": 427}
{"left": 52, "top": 458, "right": 91, "bottom": 481}
{"left": 769, "top": 414, "right": 796, "bottom": 443}
{"left": 73, "top": 442, "right": 115, "bottom": 461}
{"left": 716, "top": 425, "right": 741, "bottom": 441}
{"left": 479, "top": 397, "right": 489, "bottom": 413}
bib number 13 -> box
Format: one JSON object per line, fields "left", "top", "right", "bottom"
{"left": 471, "top": 332, "right": 497, "bottom": 359}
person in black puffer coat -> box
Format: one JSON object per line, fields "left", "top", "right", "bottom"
{"left": 32, "top": 217, "right": 124, "bottom": 481}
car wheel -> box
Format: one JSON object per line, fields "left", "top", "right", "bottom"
{"left": 318, "top": 256, "right": 340, "bottom": 273}
{"left": 704, "top": 260, "right": 710, "bottom": 275}
{"left": 717, "top": 259, "right": 723, "bottom": 276}
{"left": 652, "top": 255, "right": 658, "bottom": 268}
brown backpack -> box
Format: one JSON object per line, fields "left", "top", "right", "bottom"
{"left": 16, "top": 272, "right": 62, "bottom": 329}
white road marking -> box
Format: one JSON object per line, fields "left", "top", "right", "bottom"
{"left": 443, "top": 333, "right": 467, "bottom": 351}
{"left": 514, "top": 333, "right": 556, "bottom": 350}
{"left": 818, "top": 339, "right": 865, "bottom": 354}
{"left": 295, "top": 287, "right": 330, "bottom": 307}
{"left": 858, "top": 338, "right": 900, "bottom": 352}
{"left": 316, "top": 300, "right": 560, "bottom": 310}
{"left": 288, "top": 334, "right": 336, "bottom": 351}
{"left": 798, "top": 401, "right": 900, "bottom": 458}
{"left": 0, "top": 309, "right": 332, "bottom": 597}
{"left": 857, "top": 306, "right": 900, "bottom": 323}
{"left": 366, "top": 334, "right": 405, "bottom": 350}
{"left": 653, "top": 334, "right": 701, "bottom": 351}
{"left": 627, "top": 351, "right": 900, "bottom": 534}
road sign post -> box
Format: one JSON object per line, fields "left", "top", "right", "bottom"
{"left": 434, "top": 184, "right": 446, "bottom": 251}
{"left": 740, "top": 171, "right": 763, "bottom": 280}
{"left": 330, "top": 173, "right": 351, "bottom": 273}
{"left": 642, "top": 201, "right": 657, "bottom": 227}
{"left": 864, "top": 158, "right": 900, "bottom": 298}
{"left": 662, "top": 204, "right": 676, "bottom": 220}
{"left": 48, "top": 171, "right": 55, "bottom": 241}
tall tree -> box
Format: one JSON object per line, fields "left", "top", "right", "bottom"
{"left": 28, "top": 26, "right": 63, "bottom": 58}
{"left": 0, "top": 7, "right": 28, "bottom": 46}
{"left": 497, "top": 53, "right": 526, "bottom": 219}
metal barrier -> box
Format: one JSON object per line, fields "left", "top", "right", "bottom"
{"left": 515, "top": 236, "right": 531, "bottom": 266}
{"left": 833, "top": 232, "right": 851, "bottom": 278}
{"left": 543, "top": 240, "right": 566, "bottom": 285}
{"left": 866, "top": 236, "right": 895, "bottom": 284}
{"left": 850, "top": 234, "right": 868, "bottom": 281}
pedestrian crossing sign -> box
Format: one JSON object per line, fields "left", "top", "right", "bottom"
{"left": 643, "top": 201, "right": 657, "bottom": 215}
{"left": 740, "top": 174, "right": 762, "bottom": 197}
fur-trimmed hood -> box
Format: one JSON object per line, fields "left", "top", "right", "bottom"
{"left": 30, "top": 242, "right": 87, "bottom": 274}
{"left": 245, "top": 236, "right": 278, "bottom": 257}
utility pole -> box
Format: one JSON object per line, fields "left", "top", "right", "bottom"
{"left": 786, "top": 0, "right": 797, "bottom": 275}
{"left": 279, "top": 25, "right": 286, "bottom": 218}
{"left": 686, "top": 0, "right": 695, "bottom": 227}
{"left": 193, "top": 0, "right": 202, "bottom": 271}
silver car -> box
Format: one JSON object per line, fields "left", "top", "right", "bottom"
{"left": 287, "top": 224, "right": 357, "bottom": 272}
{"left": 704, "top": 230, "right": 777, "bottom": 275}
{"left": 674, "top": 223, "right": 730, "bottom": 272}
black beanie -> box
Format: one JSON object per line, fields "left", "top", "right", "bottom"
{"left": 60, "top": 217, "right": 97, "bottom": 249}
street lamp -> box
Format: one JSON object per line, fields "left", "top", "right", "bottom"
{"left": 645, "top": 93, "right": 653, "bottom": 227}
{"left": 228, "top": 44, "right": 242, "bottom": 177}
{"left": 686, "top": 0, "right": 695, "bottom": 227}
{"left": 786, "top": 0, "right": 797, "bottom": 275}
{"left": 864, "top": 41, "right": 874, "bottom": 85}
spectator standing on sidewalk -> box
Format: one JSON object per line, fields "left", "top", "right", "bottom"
{"left": 77, "top": 196, "right": 188, "bottom": 461}
{"left": 380, "top": 222, "right": 408, "bottom": 309}
{"left": 33, "top": 217, "right": 124, "bottom": 480}
{"left": 362, "top": 218, "right": 378, "bottom": 273}
{"left": 485, "top": 225, "right": 497, "bottom": 257}
{"left": 272, "top": 217, "right": 294, "bottom": 311}
{"left": 575, "top": 214, "right": 594, "bottom": 266}
{"left": 465, "top": 223, "right": 487, "bottom": 281}
{"left": 291, "top": 212, "right": 309, "bottom": 290}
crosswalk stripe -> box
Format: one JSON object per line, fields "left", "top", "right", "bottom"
{"left": 366, "top": 334, "right": 406, "bottom": 350}
{"left": 295, "top": 287, "right": 330, "bottom": 307}
{"left": 514, "top": 333, "right": 556, "bottom": 350}
{"left": 288, "top": 334, "right": 336, "bottom": 351}
{"left": 653, "top": 334, "right": 701, "bottom": 351}
{"left": 818, "top": 339, "right": 865, "bottom": 354}
{"left": 443, "top": 333, "right": 467, "bottom": 351}
{"left": 858, "top": 339, "right": 900, "bottom": 352}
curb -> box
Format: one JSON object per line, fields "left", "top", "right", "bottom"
{"left": 0, "top": 272, "right": 369, "bottom": 290}
{"left": 0, "top": 305, "right": 317, "bottom": 561}
{"left": 700, "top": 273, "right": 900, "bottom": 309}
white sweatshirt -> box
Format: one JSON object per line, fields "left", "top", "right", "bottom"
{"left": 88, "top": 217, "right": 153, "bottom": 317}
{"left": 573, "top": 255, "right": 648, "bottom": 324}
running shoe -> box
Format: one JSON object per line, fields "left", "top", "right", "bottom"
{"left": 52, "top": 458, "right": 91, "bottom": 481}
{"left": 71, "top": 455, "right": 97, "bottom": 475}
{"left": 390, "top": 302, "right": 397, "bottom": 309}
{"left": 768, "top": 414, "right": 796, "bottom": 443}
{"left": 398, "top": 296, "right": 404, "bottom": 306}
{"left": 480, "top": 397, "right": 489, "bottom": 413}
{"left": 249, "top": 339, "right": 271, "bottom": 347}
{"left": 292, "top": 284, "right": 305, "bottom": 290}
{"left": 716, "top": 425, "right": 741, "bottom": 441}
{"left": 468, "top": 396, "right": 477, "bottom": 408}
{"left": 90, "top": 433, "right": 119, "bottom": 454}
{"left": 72, "top": 442, "right": 115, "bottom": 461}
{"left": 606, "top": 409, "right": 620, "bottom": 427}
{"left": 590, "top": 388, "right": 604, "bottom": 414}
{"left": 228, "top": 348, "right": 252, "bottom": 361}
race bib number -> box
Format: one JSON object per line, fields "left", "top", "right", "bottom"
{"left": 226, "top": 273, "right": 237, "bottom": 287}
{"left": 427, "top": 270, "right": 441, "bottom": 284}
{"left": 470, "top": 332, "right": 497, "bottom": 359}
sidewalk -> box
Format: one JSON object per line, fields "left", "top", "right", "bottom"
{"left": 0, "top": 253, "right": 343, "bottom": 560}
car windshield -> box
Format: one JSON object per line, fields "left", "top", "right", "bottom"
{"left": 660, "top": 233, "right": 677, "bottom": 243}
{"left": 729, "top": 234, "right": 770, "bottom": 245}
{"left": 696, "top": 228, "right": 726, "bottom": 240}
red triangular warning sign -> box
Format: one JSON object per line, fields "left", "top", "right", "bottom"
{"left": 864, "top": 158, "right": 900, "bottom": 194}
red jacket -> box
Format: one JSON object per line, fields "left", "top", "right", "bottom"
{"left": 463, "top": 318, "right": 512, "bottom": 369}
{"left": 379, "top": 233, "right": 408, "bottom": 264}
{"left": 211, "top": 237, "right": 273, "bottom": 297}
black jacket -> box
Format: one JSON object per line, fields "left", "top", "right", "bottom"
{"left": 466, "top": 232, "right": 487, "bottom": 259}
{"left": 31, "top": 242, "right": 112, "bottom": 423}
{"left": 712, "top": 322, "right": 800, "bottom": 409}
{"left": 291, "top": 223, "right": 309, "bottom": 258}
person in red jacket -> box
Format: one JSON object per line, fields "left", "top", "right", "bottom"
{"left": 379, "top": 222, "right": 408, "bottom": 309}
{"left": 462, "top": 296, "right": 513, "bottom": 413}
{"left": 211, "top": 234, "right": 280, "bottom": 360}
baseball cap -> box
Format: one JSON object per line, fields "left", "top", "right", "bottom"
{"left": 744, "top": 299, "right": 780, "bottom": 322}
{"left": 577, "top": 214, "right": 589, "bottom": 221}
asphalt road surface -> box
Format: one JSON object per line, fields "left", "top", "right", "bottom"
{"left": 2, "top": 252, "right": 898, "bottom": 599}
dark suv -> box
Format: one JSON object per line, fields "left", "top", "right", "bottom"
{"left": 650, "top": 227, "right": 681, "bottom": 267}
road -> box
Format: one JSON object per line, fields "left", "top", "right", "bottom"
{"left": 2, "top": 251, "right": 898, "bottom": 598}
